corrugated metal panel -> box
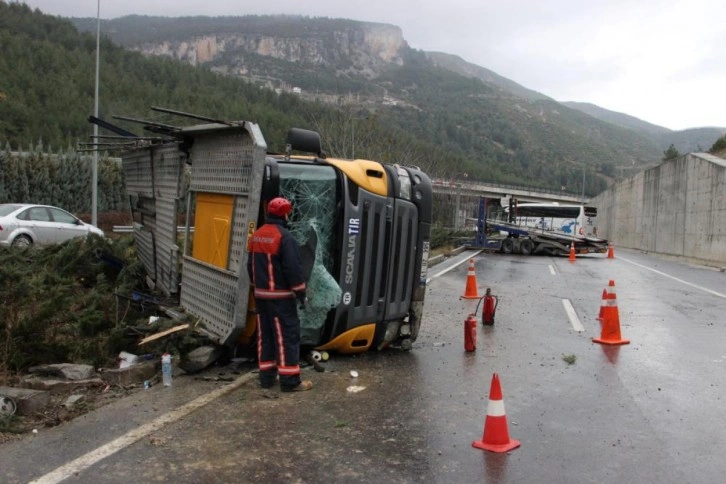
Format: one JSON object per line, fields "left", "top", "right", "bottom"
{"left": 180, "top": 257, "right": 239, "bottom": 344}
{"left": 122, "top": 149, "right": 154, "bottom": 197}
{"left": 134, "top": 225, "right": 155, "bottom": 279}
{"left": 154, "top": 197, "right": 180, "bottom": 295}
{"left": 189, "top": 131, "right": 257, "bottom": 194}
{"left": 153, "top": 144, "right": 185, "bottom": 199}
{"left": 179, "top": 123, "right": 267, "bottom": 346}
{"left": 229, "top": 196, "right": 251, "bottom": 275}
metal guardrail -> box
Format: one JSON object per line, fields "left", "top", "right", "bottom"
{"left": 112, "top": 226, "right": 193, "bottom": 233}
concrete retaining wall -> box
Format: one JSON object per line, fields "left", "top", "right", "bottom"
{"left": 591, "top": 153, "right": 726, "bottom": 265}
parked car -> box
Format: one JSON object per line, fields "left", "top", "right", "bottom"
{"left": 0, "top": 204, "right": 104, "bottom": 247}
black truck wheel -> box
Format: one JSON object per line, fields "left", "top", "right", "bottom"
{"left": 520, "top": 239, "right": 534, "bottom": 255}
{"left": 501, "top": 238, "right": 514, "bottom": 254}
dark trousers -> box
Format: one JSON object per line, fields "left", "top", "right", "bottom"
{"left": 256, "top": 298, "right": 302, "bottom": 389}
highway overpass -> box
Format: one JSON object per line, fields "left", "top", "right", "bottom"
{"left": 431, "top": 178, "right": 586, "bottom": 229}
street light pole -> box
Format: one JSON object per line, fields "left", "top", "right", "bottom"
{"left": 91, "top": 0, "right": 100, "bottom": 227}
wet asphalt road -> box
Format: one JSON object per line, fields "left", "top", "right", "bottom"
{"left": 2, "top": 248, "right": 725, "bottom": 483}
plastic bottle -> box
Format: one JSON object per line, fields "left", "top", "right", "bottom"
{"left": 162, "top": 353, "right": 173, "bottom": 386}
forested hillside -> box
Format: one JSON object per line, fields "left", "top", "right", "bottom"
{"left": 564, "top": 102, "right": 726, "bottom": 154}
{"left": 0, "top": 2, "right": 489, "bottom": 192}
{"left": 1, "top": 1, "right": 683, "bottom": 196}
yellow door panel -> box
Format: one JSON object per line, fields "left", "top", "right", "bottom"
{"left": 193, "top": 193, "right": 233, "bottom": 269}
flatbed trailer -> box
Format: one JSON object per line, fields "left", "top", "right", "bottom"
{"left": 471, "top": 197, "right": 609, "bottom": 256}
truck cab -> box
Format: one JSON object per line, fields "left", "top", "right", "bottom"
{"left": 121, "top": 121, "right": 432, "bottom": 354}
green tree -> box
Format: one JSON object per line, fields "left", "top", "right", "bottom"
{"left": 662, "top": 144, "right": 681, "bottom": 161}
{"left": 709, "top": 135, "right": 726, "bottom": 154}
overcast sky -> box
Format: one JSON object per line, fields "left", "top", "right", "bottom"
{"left": 20, "top": 0, "right": 726, "bottom": 131}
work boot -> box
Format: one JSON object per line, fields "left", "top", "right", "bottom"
{"left": 282, "top": 380, "right": 313, "bottom": 392}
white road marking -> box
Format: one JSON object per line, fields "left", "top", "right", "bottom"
{"left": 618, "top": 256, "right": 726, "bottom": 299}
{"left": 31, "top": 372, "right": 256, "bottom": 484}
{"left": 426, "top": 250, "right": 483, "bottom": 283}
{"left": 549, "top": 264, "right": 556, "bottom": 275}
{"left": 562, "top": 299, "right": 585, "bottom": 332}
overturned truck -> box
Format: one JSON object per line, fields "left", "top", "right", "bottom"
{"left": 107, "top": 109, "right": 433, "bottom": 354}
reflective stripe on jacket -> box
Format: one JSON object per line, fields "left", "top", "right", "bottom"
{"left": 246, "top": 217, "right": 306, "bottom": 300}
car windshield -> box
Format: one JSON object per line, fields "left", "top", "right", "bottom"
{"left": 0, "top": 204, "right": 23, "bottom": 217}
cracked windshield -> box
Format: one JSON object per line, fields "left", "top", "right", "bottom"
{"left": 279, "top": 163, "right": 342, "bottom": 344}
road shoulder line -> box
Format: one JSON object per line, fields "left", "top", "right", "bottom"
{"left": 30, "top": 372, "right": 256, "bottom": 484}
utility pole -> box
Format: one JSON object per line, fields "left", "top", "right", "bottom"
{"left": 92, "top": 0, "right": 100, "bottom": 227}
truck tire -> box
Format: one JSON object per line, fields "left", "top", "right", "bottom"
{"left": 520, "top": 239, "right": 534, "bottom": 255}
{"left": 501, "top": 238, "right": 514, "bottom": 254}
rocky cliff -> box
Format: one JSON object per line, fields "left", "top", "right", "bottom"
{"left": 133, "top": 22, "right": 407, "bottom": 78}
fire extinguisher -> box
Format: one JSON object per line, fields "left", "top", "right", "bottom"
{"left": 482, "top": 288, "right": 498, "bottom": 326}
{"left": 464, "top": 313, "right": 477, "bottom": 352}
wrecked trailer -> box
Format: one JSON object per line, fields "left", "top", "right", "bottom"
{"left": 107, "top": 109, "right": 433, "bottom": 355}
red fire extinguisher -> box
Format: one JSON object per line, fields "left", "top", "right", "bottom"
{"left": 482, "top": 288, "right": 498, "bottom": 326}
{"left": 464, "top": 313, "right": 477, "bottom": 352}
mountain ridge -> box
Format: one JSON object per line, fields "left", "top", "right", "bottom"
{"left": 2, "top": 3, "right": 723, "bottom": 199}
{"left": 72, "top": 14, "right": 723, "bottom": 156}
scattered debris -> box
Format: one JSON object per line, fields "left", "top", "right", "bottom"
{"left": 99, "top": 361, "right": 157, "bottom": 386}
{"left": 62, "top": 394, "right": 86, "bottom": 409}
{"left": 118, "top": 352, "right": 139, "bottom": 369}
{"left": 28, "top": 363, "right": 97, "bottom": 381}
{"left": 20, "top": 376, "right": 105, "bottom": 394}
{"left": 138, "top": 324, "right": 190, "bottom": 345}
{"left": 562, "top": 354, "right": 577, "bottom": 365}
{"left": 346, "top": 386, "right": 366, "bottom": 393}
{"left": 178, "top": 345, "right": 223, "bottom": 373}
{"left": 350, "top": 370, "right": 359, "bottom": 378}
{"left": 196, "top": 375, "right": 235, "bottom": 382}
{"left": 148, "top": 435, "right": 169, "bottom": 446}
{"left": 0, "top": 386, "right": 49, "bottom": 415}
{"left": 303, "top": 352, "right": 325, "bottom": 372}
{"left": 0, "top": 396, "right": 17, "bottom": 416}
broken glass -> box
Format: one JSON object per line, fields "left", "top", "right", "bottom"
{"left": 279, "top": 163, "right": 341, "bottom": 345}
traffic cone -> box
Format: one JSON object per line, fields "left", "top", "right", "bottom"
{"left": 593, "top": 280, "right": 629, "bottom": 345}
{"left": 568, "top": 242, "right": 576, "bottom": 261}
{"left": 607, "top": 242, "right": 615, "bottom": 259}
{"left": 461, "top": 259, "right": 480, "bottom": 299}
{"left": 597, "top": 287, "right": 607, "bottom": 320}
{"left": 472, "top": 373, "right": 520, "bottom": 453}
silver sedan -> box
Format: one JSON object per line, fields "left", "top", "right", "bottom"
{"left": 0, "top": 204, "right": 105, "bottom": 248}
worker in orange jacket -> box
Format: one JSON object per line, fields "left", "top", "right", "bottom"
{"left": 247, "top": 197, "right": 312, "bottom": 392}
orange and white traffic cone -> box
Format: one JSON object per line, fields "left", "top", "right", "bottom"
{"left": 568, "top": 241, "right": 576, "bottom": 262}
{"left": 607, "top": 242, "right": 615, "bottom": 259}
{"left": 461, "top": 259, "right": 480, "bottom": 299}
{"left": 472, "top": 373, "right": 520, "bottom": 453}
{"left": 593, "top": 280, "right": 629, "bottom": 345}
{"left": 597, "top": 287, "right": 607, "bottom": 320}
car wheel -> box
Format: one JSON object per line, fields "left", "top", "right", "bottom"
{"left": 11, "top": 235, "right": 32, "bottom": 248}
